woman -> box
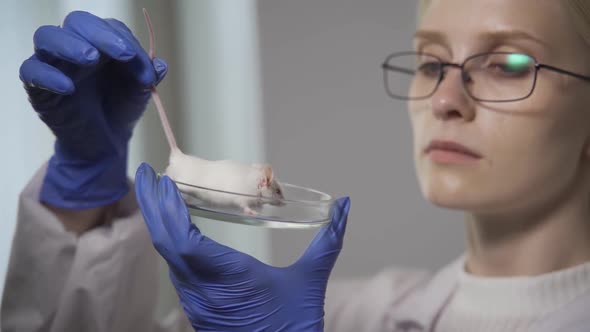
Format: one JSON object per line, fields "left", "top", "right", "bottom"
{"left": 3, "top": 0, "right": 590, "bottom": 331}
{"left": 325, "top": 0, "right": 590, "bottom": 330}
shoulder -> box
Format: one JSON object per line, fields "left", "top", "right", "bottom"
{"left": 324, "top": 266, "right": 431, "bottom": 332}
{"left": 534, "top": 288, "right": 590, "bottom": 331}
{"left": 324, "top": 256, "right": 466, "bottom": 332}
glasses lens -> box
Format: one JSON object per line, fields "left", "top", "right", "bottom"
{"left": 383, "top": 53, "right": 441, "bottom": 99}
{"left": 464, "top": 53, "right": 536, "bottom": 101}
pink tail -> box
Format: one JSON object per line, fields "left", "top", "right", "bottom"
{"left": 142, "top": 8, "right": 179, "bottom": 152}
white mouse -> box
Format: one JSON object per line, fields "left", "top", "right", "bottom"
{"left": 142, "top": 9, "right": 285, "bottom": 215}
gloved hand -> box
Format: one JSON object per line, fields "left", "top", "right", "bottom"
{"left": 20, "top": 11, "right": 168, "bottom": 209}
{"left": 134, "top": 163, "right": 351, "bottom": 331}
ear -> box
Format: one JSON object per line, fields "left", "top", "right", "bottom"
{"left": 265, "top": 165, "right": 274, "bottom": 183}
{"left": 258, "top": 165, "right": 274, "bottom": 188}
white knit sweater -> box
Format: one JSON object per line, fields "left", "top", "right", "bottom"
{"left": 436, "top": 259, "right": 590, "bottom": 331}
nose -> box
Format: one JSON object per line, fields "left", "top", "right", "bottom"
{"left": 430, "top": 68, "right": 475, "bottom": 122}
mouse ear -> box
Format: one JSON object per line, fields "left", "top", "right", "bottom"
{"left": 265, "top": 165, "right": 274, "bottom": 183}
{"left": 258, "top": 165, "right": 274, "bottom": 188}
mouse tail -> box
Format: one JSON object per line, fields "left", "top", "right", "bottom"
{"left": 142, "top": 8, "right": 180, "bottom": 153}
{"left": 150, "top": 84, "right": 179, "bottom": 153}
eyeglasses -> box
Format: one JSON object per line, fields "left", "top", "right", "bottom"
{"left": 381, "top": 51, "right": 590, "bottom": 102}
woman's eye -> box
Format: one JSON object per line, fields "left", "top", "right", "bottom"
{"left": 485, "top": 54, "right": 533, "bottom": 78}
{"left": 486, "top": 62, "right": 532, "bottom": 78}
{"left": 417, "top": 62, "right": 442, "bottom": 77}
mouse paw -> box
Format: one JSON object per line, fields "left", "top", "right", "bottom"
{"left": 243, "top": 207, "right": 258, "bottom": 216}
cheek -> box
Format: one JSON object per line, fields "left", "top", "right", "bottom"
{"left": 411, "top": 98, "right": 588, "bottom": 212}
{"left": 408, "top": 100, "right": 428, "bottom": 155}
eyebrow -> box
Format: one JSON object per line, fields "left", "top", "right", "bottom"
{"left": 413, "top": 29, "right": 550, "bottom": 48}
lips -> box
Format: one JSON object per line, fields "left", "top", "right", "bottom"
{"left": 425, "top": 140, "right": 482, "bottom": 158}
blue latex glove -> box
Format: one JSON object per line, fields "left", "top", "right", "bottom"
{"left": 19, "top": 11, "right": 168, "bottom": 209}
{"left": 134, "top": 163, "right": 351, "bottom": 331}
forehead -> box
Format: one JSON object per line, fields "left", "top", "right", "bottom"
{"left": 418, "top": 0, "right": 579, "bottom": 52}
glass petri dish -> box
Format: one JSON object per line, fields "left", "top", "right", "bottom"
{"left": 164, "top": 176, "right": 334, "bottom": 229}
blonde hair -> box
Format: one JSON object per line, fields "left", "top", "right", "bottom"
{"left": 417, "top": 0, "right": 431, "bottom": 24}
{"left": 417, "top": 0, "right": 590, "bottom": 46}
{"left": 416, "top": 0, "right": 430, "bottom": 25}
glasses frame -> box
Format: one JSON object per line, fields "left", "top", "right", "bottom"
{"left": 381, "top": 51, "right": 590, "bottom": 102}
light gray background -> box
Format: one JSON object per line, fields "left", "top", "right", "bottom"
{"left": 258, "top": 0, "right": 466, "bottom": 278}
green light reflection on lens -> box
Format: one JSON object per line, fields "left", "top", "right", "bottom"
{"left": 506, "top": 54, "right": 533, "bottom": 72}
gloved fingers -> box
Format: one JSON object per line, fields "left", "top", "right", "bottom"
{"left": 331, "top": 196, "right": 350, "bottom": 237}
{"left": 104, "top": 18, "right": 157, "bottom": 87}
{"left": 158, "top": 175, "right": 247, "bottom": 276}
{"left": 157, "top": 175, "right": 194, "bottom": 249}
{"left": 153, "top": 57, "right": 168, "bottom": 86}
{"left": 62, "top": 11, "right": 137, "bottom": 63}
{"left": 135, "top": 163, "right": 177, "bottom": 262}
{"left": 20, "top": 55, "right": 75, "bottom": 95}
{"left": 295, "top": 196, "right": 350, "bottom": 269}
{"left": 33, "top": 25, "right": 100, "bottom": 66}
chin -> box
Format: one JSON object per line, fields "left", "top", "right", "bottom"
{"left": 416, "top": 161, "right": 492, "bottom": 211}
{"left": 423, "top": 191, "right": 470, "bottom": 210}
{"left": 421, "top": 186, "right": 511, "bottom": 215}
{"left": 418, "top": 178, "right": 487, "bottom": 211}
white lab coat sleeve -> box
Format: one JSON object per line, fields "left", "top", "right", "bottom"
{"left": 324, "top": 267, "right": 431, "bottom": 332}
{"left": 1, "top": 163, "right": 194, "bottom": 332}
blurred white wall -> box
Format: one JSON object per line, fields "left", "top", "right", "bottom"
{"left": 0, "top": 0, "right": 269, "bottom": 319}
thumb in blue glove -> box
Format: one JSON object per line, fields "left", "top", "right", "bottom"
{"left": 134, "top": 162, "right": 350, "bottom": 331}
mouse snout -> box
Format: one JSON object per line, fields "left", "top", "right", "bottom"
{"left": 260, "top": 191, "right": 285, "bottom": 206}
